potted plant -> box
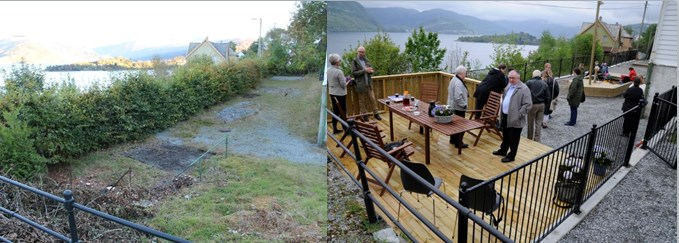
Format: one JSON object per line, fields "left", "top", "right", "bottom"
{"left": 592, "top": 151, "right": 613, "bottom": 176}
{"left": 431, "top": 105, "right": 454, "bottom": 123}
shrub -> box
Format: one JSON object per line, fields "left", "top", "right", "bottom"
{"left": 0, "top": 109, "right": 47, "bottom": 180}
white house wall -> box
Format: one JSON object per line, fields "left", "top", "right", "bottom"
{"left": 650, "top": 0, "right": 677, "bottom": 67}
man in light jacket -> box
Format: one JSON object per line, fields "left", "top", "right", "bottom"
{"left": 447, "top": 65, "right": 469, "bottom": 148}
{"left": 492, "top": 70, "right": 532, "bottom": 163}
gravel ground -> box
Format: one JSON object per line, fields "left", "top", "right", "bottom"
{"left": 328, "top": 61, "right": 676, "bottom": 242}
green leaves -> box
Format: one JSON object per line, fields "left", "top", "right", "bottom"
{"left": 340, "top": 32, "right": 407, "bottom": 76}
{"left": 404, "top": 26, "right": 446, "bottom": 73}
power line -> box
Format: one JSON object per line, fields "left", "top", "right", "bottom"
{"left": 504, "top": 1, "right": 643, "bottom": 10}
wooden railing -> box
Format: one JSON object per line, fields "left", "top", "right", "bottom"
{"left": 327, "top": 71, "right": 482, "bottom": 117}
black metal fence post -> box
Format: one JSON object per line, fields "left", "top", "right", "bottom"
{"left": 574, "top": 124, "right": 597, "bottom": 214}
{"left": 642, "top": 93, "right": 660, "bottom": 149}
{"left": 457, "top": 182, "right": 469, "bottom": 243}
{"left": 558, "top": 58, "right": 563, "bottom": 78}
{"left": 348, "top": 119, "right": 378, "bottom": 223}
{"left": 624, "top": 100, "right": 646, "bottom": 167}
{"left": 63, "top": 190, "right": 79, "bottom": 243}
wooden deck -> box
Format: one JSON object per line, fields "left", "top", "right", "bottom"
{"left": 328, "top": 114, "right": 559, "bottom": 242}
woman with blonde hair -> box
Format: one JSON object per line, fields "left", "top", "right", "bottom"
{"left": 327, "top": 53, "right": 351, "bottom": 134}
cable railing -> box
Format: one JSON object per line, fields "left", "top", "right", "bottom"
{"left": 642, "top": 86, "right": 677, "bottom": 169}
{"left": 0, "top": 135, "right": 232, "bottom": 242}
{"left": 326, "top": 109, "right": 513, "bottom": 243}
{"left": 0, "top": 175, "right": 190, "bottom": 243}
{"left": 462, "top": 102, "right": 645, "bottom": 242}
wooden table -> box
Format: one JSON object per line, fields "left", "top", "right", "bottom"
{"left": 378, "top": 99, "right": 484, "bottom": 164}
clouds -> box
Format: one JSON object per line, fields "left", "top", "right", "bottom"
{"left": 359, "top": 1, "right": 662, "bottom": 28}
{"left": 0, "top": 1, "right": 296, "bottom": 48}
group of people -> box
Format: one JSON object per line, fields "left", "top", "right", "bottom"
{"left": 327, "top": 46, "right": 381, "bottom": 134}
{"left": 328, "top": 47, "right": 643, "bottom": 163}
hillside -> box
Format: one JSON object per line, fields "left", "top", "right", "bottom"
{"left": 328, "top": 1, "right": 581, "bottom": 37}
{"left": 0, "top": 38, "right": 99, "bottom": 65}
{"left": 327, "top": 1, "right": 379, "bottom": 32}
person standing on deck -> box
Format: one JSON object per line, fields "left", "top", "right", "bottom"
{"left": 447, "top": 65, "right": 469, "bottom": 148}
{"left": 492, "top": 70, "right": 532, "bottom": 163}
{"left": 525, "top": 70, "right": 550, "bottom": 142}
{"left": 473, "top": 64, "right": 507, "bottom": 119}
{"left": 327, "top": 53, "right": 350, "bottom": 134}
{"left": 350, "top": 46, "right": 382, "bottom": 121}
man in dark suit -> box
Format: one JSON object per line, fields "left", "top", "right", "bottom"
{"left": 492, "top": 70, "right": 532, "bottom": 163}
{"left": 473, "top": 64, "right": 507, "bottom": 119}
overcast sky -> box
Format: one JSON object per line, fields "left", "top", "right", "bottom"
{"left": 0, "top": 1, "right": 297, "bottom": 48}
{"left": 360, "top": 1, "right": 662, "bottom": 28}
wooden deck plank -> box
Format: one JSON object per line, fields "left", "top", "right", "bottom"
{"left": 328, "top": 115, "right": 570, "bottom": 242}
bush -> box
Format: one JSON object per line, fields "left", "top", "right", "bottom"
{"left": 0, "top": 109, "right": 47, "bottom": 180}
{"left": 0, "top": 59, "right": 264, "bottom": 179}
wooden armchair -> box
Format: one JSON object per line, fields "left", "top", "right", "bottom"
{"left": 466, "top": 91, "right": 503, "bottom": 146}
{"left": 355, "top": 120, "right": 415, "bottom": 196}
{"left": 409, "top": 79, "right": 439, "bottom": 132}
{"left": 332, "top": 97, "right": 379, "bottom": 158}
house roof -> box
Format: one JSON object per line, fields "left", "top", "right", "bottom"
{"left": 187, "top": 39, "right": 237, "bottom": 59}
{"left": 579, "top": 20, "right": 633, "bottom": 40}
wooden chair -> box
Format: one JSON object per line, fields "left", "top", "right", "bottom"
{"left": 466, "top": 91, "right": 503, "bottom": 146}
{"left": 355, "top": 120, "right": 415, "bottom": 196}
{"left": 332, "top": 97, "right": 379, "bottom": 158}
{"left": 409, "top": 80, "right": 439, "bottom": 131}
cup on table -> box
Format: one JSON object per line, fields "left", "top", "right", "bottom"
{"left": 386, "top": 100, "right": 391, "bottom": 105}
{"left": 395, "top": 93, "right": 400, "bottom": 98}
{"left": 413, "top": 111, "right": 421, "bottom": 116}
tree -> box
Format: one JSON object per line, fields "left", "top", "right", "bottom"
{"left": 571, "top": 34, "right": 603, "bottom": 58}
{"left": 288, "top": 1, "right": 327, "bottom": 74}
{"left": 404, "top": 26, "right": 446, "bottom": 72}
{"left": 151, "top": 55, "right": 169, "bottom": 78}
{"left": 489, "top": 41, "right": 525, "bottom": 70}
{"left": 340, "top": 32, "right": 407, "bottom": 77}
{"left": 637, "top": 23, "right": 657, "bottom": 54}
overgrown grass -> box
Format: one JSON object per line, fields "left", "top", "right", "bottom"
{"left": 147, "top": 155, "right": 326, "bottom": 242}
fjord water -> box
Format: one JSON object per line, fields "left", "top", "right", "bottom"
{"left": 0, "top": 63, "right": 140, "bottom": 90}
{"left": 327, "top": 32, "right": 539, "bottom": 70}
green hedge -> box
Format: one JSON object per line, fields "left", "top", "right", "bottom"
{"left": 0, "top": 58, "right": 264, "bottom": 179}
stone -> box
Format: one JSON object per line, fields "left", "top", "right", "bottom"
{"left": 373, "top": 228, "right": 402, "bottom": 243}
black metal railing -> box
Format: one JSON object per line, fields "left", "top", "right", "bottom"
{"left": 468, "top": 51, "right": 638, "bottom": 81}
{"left": 461, "top": 102, "right": 645, "bottom": 242}
{"left": 326, "top": 109, "right": 513, "bottom": 243}
{"left": 642, "top": 86, "right": 677, "bottom": 169}
{"left": 0, "top": 175, "right": 190, "bottom": 242}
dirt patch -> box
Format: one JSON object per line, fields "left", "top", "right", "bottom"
{"left": 226, "top": 197, "right": 324, "bottom": 241}
{"left": 217, "top": 101, "right": 260, "bottom": 122}
{"left": 123, "top": 143, "right": 211, "bottom": 173}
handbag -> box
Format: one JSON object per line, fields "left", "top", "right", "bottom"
{"left": 580, "top": 90, "right": 586, "bottom": 103}
{"left": 549, "top": 78, "right": 558, "bottom": 111}
{"left": 383, "top": 138, "right": 407, "bottom": 152}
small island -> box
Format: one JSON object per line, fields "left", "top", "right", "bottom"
{"left": 457, "top": 32, "right": 539, "bottom": 45}
{"left": 45, "top": 56, "right": 185, "bottom": 72}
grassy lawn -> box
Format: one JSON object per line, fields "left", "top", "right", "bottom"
{"left": 147, "top": 155, "right": 326, "bottom": 242}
